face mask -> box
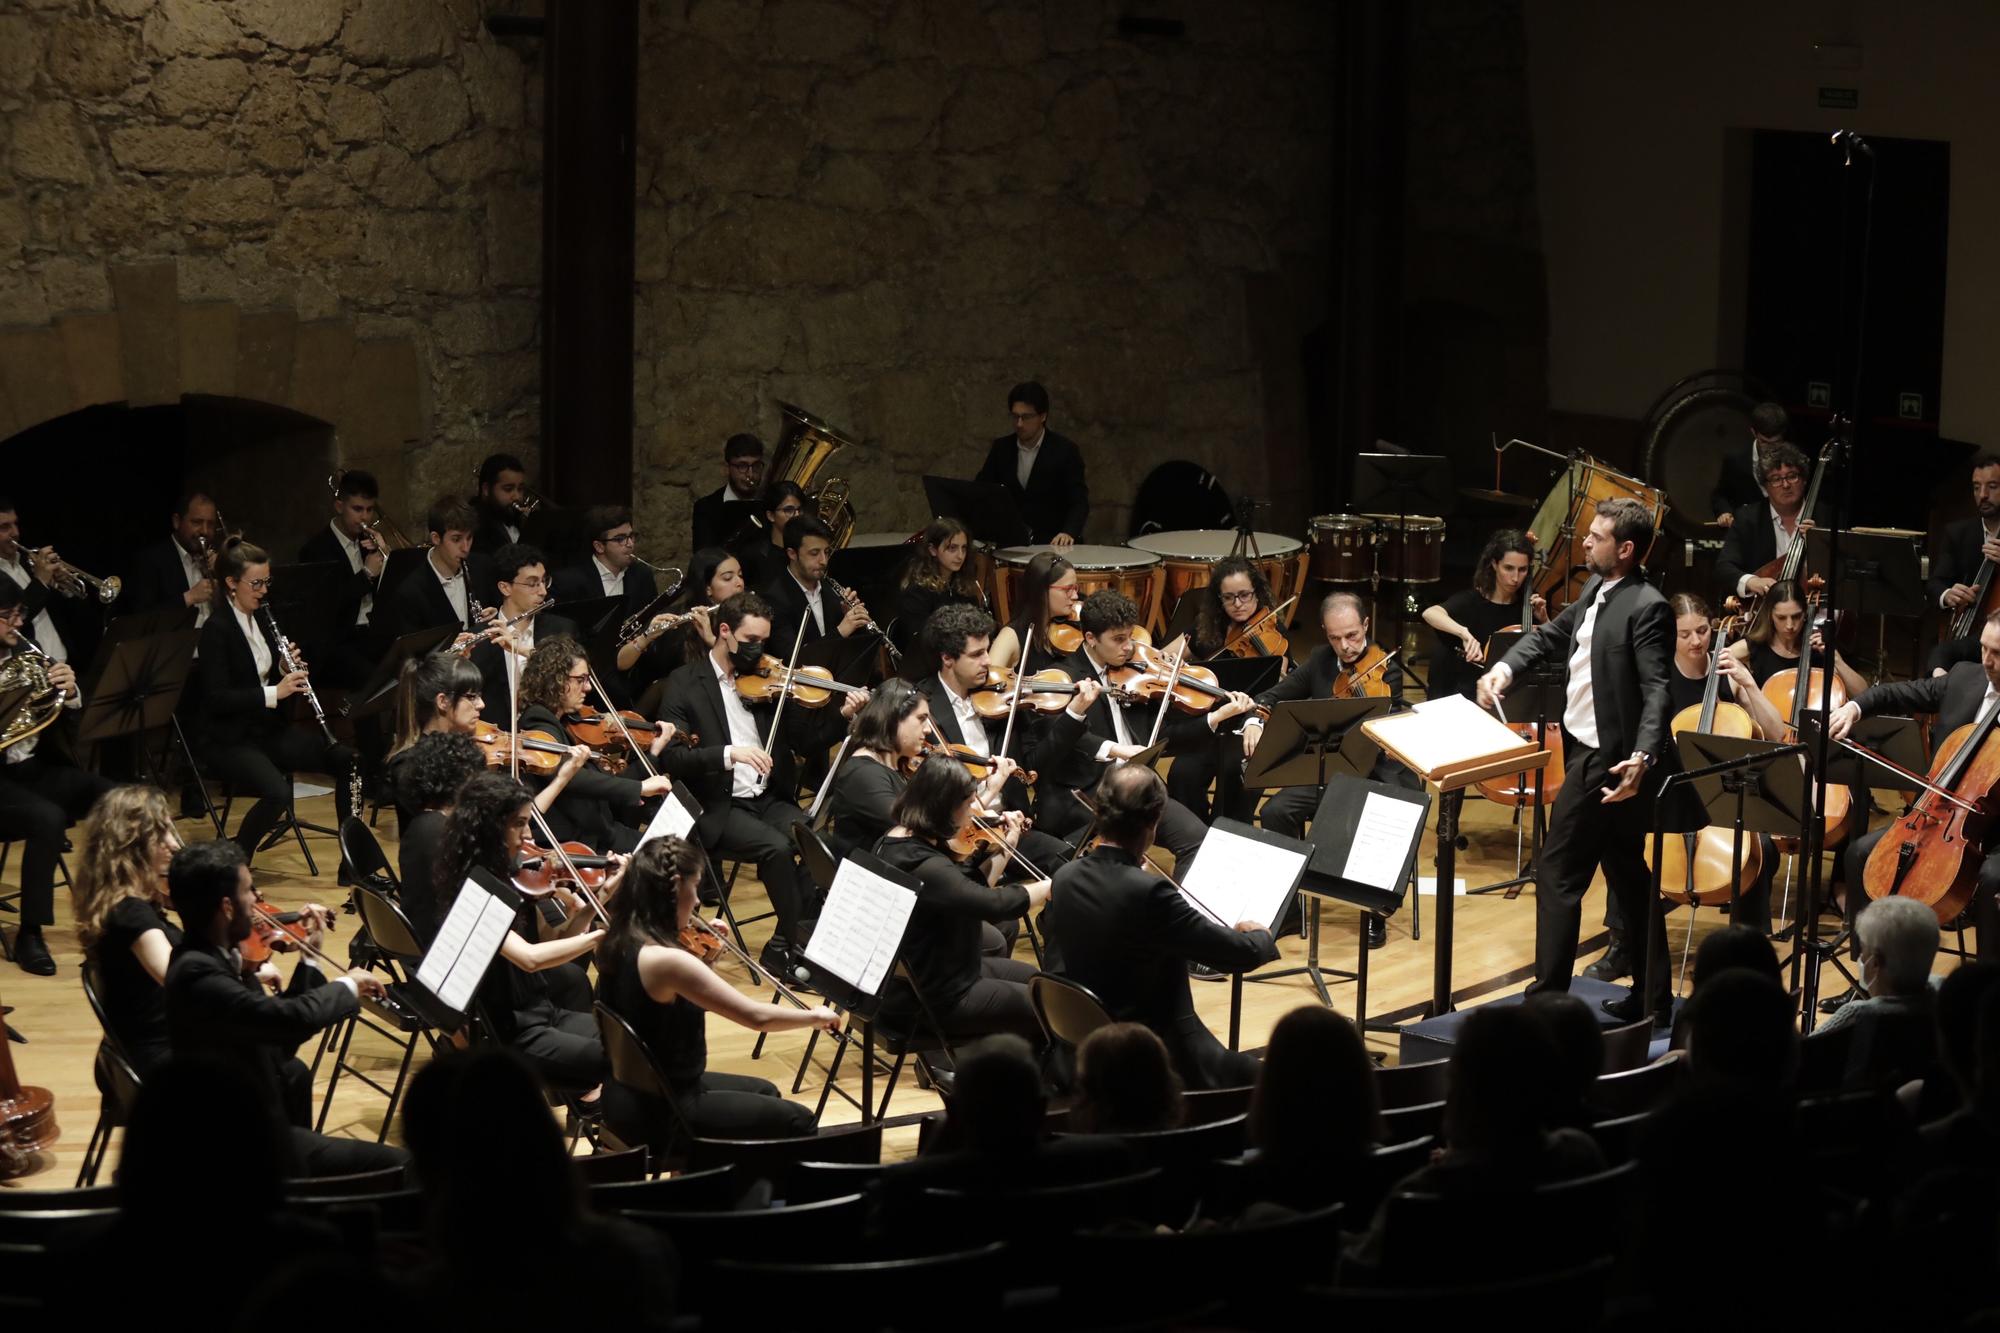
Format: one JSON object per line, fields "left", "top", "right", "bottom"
{"left": 729, "top": 639, "right": 766, "bottom": 674}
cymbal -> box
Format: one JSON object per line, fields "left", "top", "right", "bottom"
{"left": 1459, "top": 486, "right": 1537, "bottom": 509}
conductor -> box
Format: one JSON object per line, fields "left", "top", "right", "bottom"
{"left": 1477, "top": 498, "right": 1676, "bottom": 1026}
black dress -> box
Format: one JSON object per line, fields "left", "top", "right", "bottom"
{"left": 397, "top": 810, "right": 449, "bottom": 945}
{"left": 1745, "top": 640, "right": 1799, "bottom": 687}
{"left": 95, "top": 896, "right": 181, "bottom": 1077}
{"left": 1429, "top": 588, "right": 1529, "bottom": 700}
{"left": 873, "top": 835, "right": 1040, "bottom": 1043}
{"left": 825, "top": 756, "right": 905, "bottom": 860}
{"left": 595, "top": 938, "right": 812, "bottom": 1146}
{"left": 894, "top": 580, "right": 978, "bottom": 659}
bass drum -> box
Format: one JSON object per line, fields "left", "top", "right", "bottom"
{"left": 992, "top": 545, "right": 1163, "bottom": 635}
{"left": 1125, "top": 530, "right": 1309, "bottom": 620}
{"left": 1638, "top": 369, "right": 1776, "bottom": 538}
{"left": 1127, "top": 461, "right": 1236, "bottom": 539}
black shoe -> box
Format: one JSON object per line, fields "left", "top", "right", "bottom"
{"left": 1819, "top": 986, "right": 1859, "bottom": 1015}
{"left": 1189, "top": 962, "right": 1225, "bottom": 982}
{"left": 179, "top": 786, "right": 207, "bottom": 820}
{"left": 1365, "top": 915, "right": 1387, "bottom": 950}
{"left": 13, "top": 930, "right": 54, "bottom": 977}
{"left": 337, "top": 862, "right": 360, "bottom": 889}
{"left": 759, "top": 939, "right": 821, "bottom": 994}
{"left": 1583, "top": 945, "right": 1633, "bottom": 983}
{"left": 698, "top": 881, "right": 721, "bottom": 908}
{"left": 1600, "top": 994, "right": 1671, "bottom": 1031}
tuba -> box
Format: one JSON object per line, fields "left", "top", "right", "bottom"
{"left": 0, "top": 638, "right": 65, "bottom": 753}
{"left": 769, "top": 402, "right": 859, "bottom": 549}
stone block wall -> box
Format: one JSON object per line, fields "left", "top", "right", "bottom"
{"left": 632, "top": 0, "right": 1338, "bottom": 564}
{"left": 0, "top": 0, "right": 543, "bottom": 520}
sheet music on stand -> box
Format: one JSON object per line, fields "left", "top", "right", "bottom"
{"left": 414, "top": 869, "right": 518, "bottom": 1018}
{"left": 1178, "top": 818, "right": 1310, "bottom": 930}
{"left": 804, "top": 852, "right": 919, "bottom": 999}
{"left": 636, "top": 786, "right": 703, "bottom": 847}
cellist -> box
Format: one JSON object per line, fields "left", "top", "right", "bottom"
{"left": 1827, "top": 610, "right": 2000, "bottom": 989}
{"left": 1926, "top": 453, "right": 2000, "bottom": 677}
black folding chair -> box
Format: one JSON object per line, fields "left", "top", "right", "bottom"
{"left": 572, "top": 1144, "right": 651, "bottom": 1184}
{"left": 75, "top": 958, "right": 144, "bottom": 1187}
{"left": 1376, "top": 1098, "right": 1447, "bottom": 1142}
{"left": 809, "top": 961, "right": 954, "bottom": 1125}
{"left": 283, "top": 1164, "right": 409, "bottom": 1197}
{"left": 589, "top": 1164, "right": 742, "bottom": 1213}
{"left": 594, "top": 1002, "right": 699, "bottom": 1170}
{"left": 1374, "top": 1058, "right": 1451, "bottom": 1110}
{"left": 1028, "top": 972, "right": 1113, "bottom": 1056}
{"left": 685, "top": 1120, "right": 883, "bottom": 1195}
{"left": 1590, "top": 1052, "right": 1687, "bottom": 1118}
{"left": 314, "top": 887, "right": 443, "bottom": 1142}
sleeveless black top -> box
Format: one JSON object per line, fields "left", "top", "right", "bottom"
{"left": 598, "top": 939, "right": 708, "bottom": 1087}
{"left": 1745, "top": 640, "right": 1799, "bottom": 687}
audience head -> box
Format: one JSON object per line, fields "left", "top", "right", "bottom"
{"left": 949, "top": 1034, "right": 1047, "bottom": 1155}
{"left": 1444, "top": 1006, "right": 1564, "bottom": 1157}
{"left": 403, "top": 1050, "right": 582, "bottom": 1252}
{"left": 1855, "top": 895, "right": 1940, "bottom": 999}
{"left": 1935, "top": 964, "right": 2000, "bottom": 1100}
{"left": 1250, "top": 1005, "right": 1379, "bottom": 1160}
{"left": 1682, "top": 969, "right": 1799, "bottom": 1088}
{"left": 1072, "top": 1023, "right": 1184, "bottom": 1135}
{"left": 119, "top": 1056, "right": 288, "bottom": 1219}
{"left": 1524, "top": 992, "right": 1605, "bottom": 1120}
{"left": 1691, "top": 924, "right": 1783, "bottom": 992}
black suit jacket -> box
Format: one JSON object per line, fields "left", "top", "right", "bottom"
{"left": 382, "top": 554, "right": 494, "bottom": 640}
{"left": 198, "top": 604, "right": 289, "bottom": 746}
{"left": 122, "top": 537, "right": 202, "bottom": 617}
{"left": 692, "top": 486, "right": 759, "bottom": 555}
{"left": 551, "top": 559, "right": 657, "bottom": 621}
{"left": 761, "top": 571, "right": 837, "bottom": 656}
{"left": 975, "top": 431, "right": 1089, "bottom": 544}
{"left": 1715, "top": 498, "right": 1833, "bottom": 598}
{"left": 1041, "top": 845, "right": 1276, "bottom": 1062}
{"left": 1254, "top": 643, "right": 1407, "bottom": 711}
{"left": 470, "top": 614, "right": 579, "bottom": 724}
{"left": 1856, "top": 661, "right": 1991, "bottom": 733}
{"left": 296, "top": 525, "right": 379, "bottom": 627}
{"left": 1930, "top": 516, "right": 1989, "bottom": 610}
{"left": 658, "top": 656, "right": 843, "bottom": 842}
{"left": 1709, "top": 446, "right": 1764, "bottom": 520}
{"left": 1036, "top": 648, "right": 1145, "bottom": 789}
{"left": 164, "top": 935, "right": 355, "bottom": 1126}
{"left": 916, "top": 673, "right": 1035, "bottom": 812}
{"left": 1497, "top": 570, "right": 1674, "bottom": 766}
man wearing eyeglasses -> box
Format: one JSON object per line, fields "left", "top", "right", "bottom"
{"left": 692, "top": 433, "right": 767, "bottom": 553}
{"left": 974, "top": 381, "right": 1088, "bottom": 547}
{"left": 553, "top": 504, "right": 658, "bottom": 620}
{"left": 1714, "top": 441, "right": 1830, "bottom": 603}
{"left": 473, "top": 544, "right": 579, "bottom": 724}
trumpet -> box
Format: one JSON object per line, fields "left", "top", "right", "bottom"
{"left": 36, "top": 547, "right": 121, "bottom": 605}
{"left": 327, "top": 471, "right": 418, "bottom": 552}
{"left": 469, "top": 464, "right": 550, "bottom": 518}
{"left": 257, "top": 604, "right": 337, "bottom": 745}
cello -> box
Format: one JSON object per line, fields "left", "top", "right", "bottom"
{"left": 1761, "top": 586, "right": 1853, "bottom": 850}
{"left": 0, "top": 984, "right": 56, "bottom": 1178}
{"left": 1475, "top": 591, "right": 1565, "bottom": 809}
{"left": 1860, "top": 700, "right": 2000, "bottom": 925}
{"left": 1648, "top": 615, "right": 1763, "bottom": 906}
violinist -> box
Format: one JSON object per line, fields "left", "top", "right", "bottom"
{"left": 1421, "top": 529, "right": 1545, "bottom": 701}
{"left": 73, "top": 785, "right": 183, "bottom": 1074}
{"left": 514, "top": 635, "right": 691, "bottom": 852}
{"left": 1239, "top": 592, "right": 1409, "bottom": 948}
{"left": 0, "top": 579, "right": 110, "bottom": 974}
{"left": 198, "top": 538, "right": 360, "bottom": 875}
{"left": 1714, "top": 443, "right": 1828, "bottom": 603}
{"left": 989, "top": 549, "right": 1077, "bottom": 672}
{"left": 1037, "top": 589, "right": 1246, "bottom": 875}
{"left": 919, "top": 604, "right": 1045, "bottom": 821}
{"left": 730, "top": 478, "right": 805, "bottom": 596}
{"left": 1040, "top": 764, "right": 1277, "bottom": 1090}
{"left": 1170, "top": 556, "right": 1284, "bottom": 821}
{"left": 761, "top": 513, "right": 873, "bottom": 654}
{"left": 434, "top": 772, "right": 610, "bottom": 1100}
{"left": 659, "top": 592, "right": 867, "bottom": 983}
{"left": 1727, "top": 578, "right": 1866, "bottom": 698}
{"left": 383, "top": 495, "right": 493, "bottom": 639}
{"left": 1924, "top": 453, "right": 2000, "bottom": 677}
{"left": 384, "top": 653, "right": 490, "bottom": 827}
{"left": 1477, "top": 498, "right": 1675, "bottom": 1027}
{"left": 618, "top": 546, "right": 744, "bottom": 711}
{"left": 596, "top": 834, "right": 838, "bottom": 1151}
{"left": 163, "top": 838, "right": 410, "bottom": 1177}
{"left": 470, "top": 543, "right": 578, "bottom": 724}
{"left": 1828, "top": 611, "right": 2000, "bottom": 969}
{"left": 894, "top": 517, "right": 985, "bottom": 660}
{"left": 874, "top": 753, "right": 1048, "bottom": 1046}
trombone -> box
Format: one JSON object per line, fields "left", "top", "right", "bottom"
{"left": 327, "top": 471, "right": 418, "bottom": 551}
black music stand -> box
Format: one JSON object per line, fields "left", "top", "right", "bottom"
{"left": 1805, "top": 526, "right": 1926, "bottom": 673}
{"left": 74, "top": 626, "right": 211, "bottom": 830}
{"left": 83, "top": 604, "right": 195, "bottom": 694}
{"left": 1470, "top": 659, "right": 1568, "bottom": 896}
{"left": 1351, "top": 453, "right": 1454, "bottom": 691}
{"left": 922, "top": 476, "right": 1033, "bottom": 548}
{"left": 1799, "top": 713, "right": 1929, "bottom": 793}
{"left": 1299, "top": 772, "right": 1430, "bottom": 1031}
{"left": 712, "top": 499, "right": 763, "bottom": 550}
{"left": 1241, "top": 696, "right": 1393, "bottom": 1001}
{"left": 265, "top": 559, "right": 350, "bottom": 660}
{"left": 340, "top": 624, "right": 462, "bottom": 721}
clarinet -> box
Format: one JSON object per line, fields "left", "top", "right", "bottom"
{"left": 257, "top": 606, "right": 337, "bottom": 745}
{"left": 824, "top": 573, "right": 899, "bottom": 663}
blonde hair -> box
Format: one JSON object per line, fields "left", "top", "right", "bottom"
{"left": 71, "top": 785, "right": 176, "bottom": 953}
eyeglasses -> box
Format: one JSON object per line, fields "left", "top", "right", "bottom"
{"left": 1220, "top": 590, "right": 1257, "bottom": 605}
{"left": 599, "top": 531, "right": 637, "bottom": 544}
{"left": 728, "top": 460, "right": 763, "bottom": 471}
{"left": 508, "top": 576, "right": 547, "bottom": 589}
{"left": 566, "top": 670, "right": 590, "bottom": 682}
{"left": 1765, "top": 471, "right": 1804, "bottom": 485}
{"left": 247, "top": 578, "right": 273, "bottom": 591}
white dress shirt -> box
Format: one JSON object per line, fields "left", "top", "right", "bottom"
{"left": 430, "top": 550, "right": 470, "bottom": 628}
{"left": 792, "top": 573, "right": 826, "bottom": 637}
{"left": 1015, "top": 429, "right": 1046, "bottom": 490}
{"left": 1080, "top": 648, "right": 1132, "bottom": 760}
{"left": 593, "top": 554, "right": 625, "bottom": 600}
{"left": 232, "top": 603, "right": 282, "bottom": 710}
{"left": 1556, "top": 577, "right": 1625, "bottom": 750}
{"left": 711, "top": 657, "right": 768, "bottom": 799}
{"left": 1735, "top": 505, "right": 1802, "bottom": 598}
{"left": 0, "top": 553, "right": 66, "bottom": 662}
{"left": 0, "top": 643, "right": 80, "bottom": 765}
{"left": 327, "top": 520, "right": 374, "bottom": 626}
{"left": 937, "top": 674, "right": 990, "bottom": 757}
{"left": 175, "top": 541, "right": 212, "bottom": 630}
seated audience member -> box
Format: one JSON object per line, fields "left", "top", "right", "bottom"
{"left": 1069, "top": 1023, "right": 1186, "bottom": 1135}
{"left": 1670, "top": 923, "right": 1785, "bottom": 1051}
{"left": 1524, "top": 991, "right": 1609, "bottom": 1128}
{"left": 1243, "top": 1006, "right": 1381, "bottom": 1212}
{"left": 1915, "top": 965, "right": 2000, "bottom": 1162}
{"left": 398, "top": 1050, "right": 677, "bottom": 1326}
{"left": 1813, "top": 894, "right": 1940, "bottom": 1035}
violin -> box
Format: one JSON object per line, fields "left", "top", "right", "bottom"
{"left": 735, "top": 655, "right": 870, "bottom": 709}
{"left": 240, "top": 896, "right": 336, "bottom": 966}
{"left": 915, "top": 740, "right": 1036, "bottom": 785}
{"left": 976, "top": 665, "right": 1138, "bottom": 714}
{"left": 564, "top": 706, "right": 695, "bottom": 753}
{"left": 471, "top": 721, "right": 625, "bottom": 775}
{"left": 946, "top": 818, "right": 1009, "bottom": 863}
{"left": 1649, "top": 614, "right": 1762, "bottom": 907}
{"left": 678, "top": 921, "right": 727, "bottom": 962}
{"left": 1218, "top": 598, "right": 1293, "bottom": 662}
{"left": 1108, "top": 641, "right": 1261, "bottom": 717}
{"left": 1043, "top": 615, "right": 1152, "bottom": 655}
{"left": 1330, "top": 645, "right": 1396, "bottom": 699}
{"left": 514, "top": 837, "right": 612, "bottom": 898}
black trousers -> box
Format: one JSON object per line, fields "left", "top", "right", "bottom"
{"left": 1533, "top": 741, "right": 1670, "bottom": 1006}
{"left": 1846, "top": 823, "right": 2000, "bottom": 961}
{"left": 713, "top": 792, "right": 812, "bottom": 945}
{"left": 1037, "top": 781, "right": 1207, "bottom": 877}
{"left": 1166, "top": 739, "right": 1251, "bottom": 824}
{"left": 512, "top": 1001, "right": 609, "bottom": 1093}
{"left": 603, "top": 1069, "right": 814, "bottom": 1155}
{"left": 289, "top": 1125, "right": 411, "bottom": 1178}
{"left": 1164, "top": 1012, "right": 1259, "bottom": 1092}
{"left": 0, "top": 752, "right": 113, "bottom": 928}
{"left": 207, "top": 728, "right": 357, "bottom": 863}
{"left": 932, "top": 956, "right": 1042, "bottom": 1045}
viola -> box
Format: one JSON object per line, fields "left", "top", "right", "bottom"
{"left": 240, "top": 896, "right": 335, "bottom": 966}
{"left": 916, "top": 740, "right": 1036, "bottom": 785}
{"left": 1650, "top": 614, "right": 1762, "bottom": 907}
{"left": 515, "top": 837, "right": 612, "bottom": 898}
{"left": 1330, "top": 645, "right": 1396, "bottom": 700}
{"left": 1221, "top": 613, "right": 1289, "bottom": 662}
{"left": 471, "top": 721, "right": 625, "bottom": 775}
{"left": 735, "top": 655, "right": 869, "bottom": 709}
{"left": 565, "top": 706, "right": 695, "bottom": 753}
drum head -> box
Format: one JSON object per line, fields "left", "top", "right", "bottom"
{"left": 1641, "top": 372, "right": 1772, "bottom": 536}
{"left": 1128, "top": 530, "right": 1304, "bottom": 560}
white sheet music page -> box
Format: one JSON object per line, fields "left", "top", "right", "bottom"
{"left": 1179, "top": 824, "right": 1306, "bottom": 930}
{"left": 1369, "top": 692, "right": 1534, "bottom": 777}
{"left": 1341, "top": 792, "right": 1427, "bottom": 891}
{"left": 416, "top": 878, "right": 517, "bottom": 1013}
{"left": 637, "top": 788, "right": 697, "bottom": 847}
{"left": 805, "top": 858, "right": 918, "bottom": 996}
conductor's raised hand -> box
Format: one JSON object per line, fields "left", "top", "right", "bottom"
{"left": 1475, "top": 668, "right": 1508, "bottom": 713}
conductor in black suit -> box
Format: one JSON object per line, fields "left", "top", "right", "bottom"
{"left": 1041, "top": 764, "right": 1277, "bottom": 1090}
{"left": 163, "top": 839, "right": 409, "bottom": 1178}
{"left": 1714, "top": 442, "right": 1828, "bottom": 604}
{"left": 974, "top": 381, "right": 1088, "bottom": 546}
{"left": 1709, "top": 400, "right": 1791, "bottom": 528}
{"left": 1479, "top": 498, "right": 1676, "bottom": 1025}
{"left": 381, "top": 496, "right": 492, "bottom": 641}
{"left": 690, "top": 434, "right": 766, "bottom": 554}
{"left": 295, "top": 468, "right": 385, "bottom": 688}
{"left": 1830, "top": 618, "right": 2000, "bottom": 964}
{"left": 121, "top": 485, "right": 221, "bottom": 622}
{"left": 1926, "top": 454, "right": 2000, "bottom": 676}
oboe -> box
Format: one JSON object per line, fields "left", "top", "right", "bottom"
{"left": 824, "top": 573, "right": 898, "bottom": 663}
{"left": 257, "top": 605, "right": 337, "bottom": 745}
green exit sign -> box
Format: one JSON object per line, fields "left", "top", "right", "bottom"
{"left": 1819, "top": 87, "right": 1860, "bottom": 110}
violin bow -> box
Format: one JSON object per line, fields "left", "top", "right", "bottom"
{"left": 1349, "top": 647, "right": 1400, "bottom": 689}
{"left": 996, "top": 626, "right": 1034, "bottom": 763}
{"left": 585, "top": 663, "right": 658, "bottom": 780}
{"left": 760, "top": 606, "right": 812, "bottom": 758}
{"left": 1145, "top": 635, "right": 1192, "bottom": 749}
{"left": 1827, "top": 735, "right": 1978, "bottom": 814}
{"left": 805, "top": 728, "right": 857, "bottom": 826}
{"left": 248, "top": 901, "right": 347, "bottom": 974}
{"left": 526, "top": 806, "right": 611, "bottom": 926}
{"left": 1073, "top": 787, "right": 1230, "bottom": 931}
{"left": 1210, "top": 596, "right": 1297, "bottom": 662}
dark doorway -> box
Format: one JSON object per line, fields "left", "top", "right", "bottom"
{"left": 1743, "top": 130, "right": 1951, "bottom": 528}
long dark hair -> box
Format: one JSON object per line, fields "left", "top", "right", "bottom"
{"left": 391, "top": 652, "right": 483, "bottom": 756}
{"left": 1473, "top": 529, "right": 1535, "bottom": 598}
{"left": 851, "top": 678, "right": 925, "bottom": 758}
{"left": 686, "top": 546, "right": 739, "bottom": 607}
{"left": 1192, "top": 556, "right": 1273, "bottom": 655}
{"left": 435, "top": 771, "right": 531, "bottom": 899}
{"left": 601, "top": 835, "right": 706, "bottom": 967}
{"left": 1743, "top": 579, "right": 1805, "bottom": 648}
{"left": 901, "top": 517, "right": 982, "bottom": 600}
{"left": 888, "top": 752, "right": 975, "bottom": 842}
{"left": 1006, "top": 550, "right": 1074, "bottom": 646}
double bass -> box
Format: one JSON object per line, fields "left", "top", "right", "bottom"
{"left": 1648, "top": 616, "right": 1762, "bottom": 906}
{"left": 1741, "top": 434, "right": 1837, "bottom": 612}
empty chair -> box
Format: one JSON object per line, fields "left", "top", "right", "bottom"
{"left": 1374, "top": 1162, "right": 1638, "bottom": 1286}
{"left": 1374, "top": 1058, "right": 1451, "bottom": 1110}
{"left": 625, "top": 1193, "right": 872, "bottom": 1303}
{"left": 789, "top": 1159, "right": 893, "bottom": 1205}
{"left": 589, "top": 1163, "right": 741, "bottom": 1214}
{"left": 1311, "top": 1257, "right": 1613, "bottom": 1328}
{"left": 0, "top": 1185, "right": 118, "bottom": 1212}
{"left": 572, "top": 1145, "right": 651, "bottom": 1185}
{"left": 314, "top": 886, "right": 443, "bottom": 1142}
{"left": 0, "top": 1209, "right": 118, "bottom": 1246}
{"left": 711, "top": 1242, "right": 1011, "bottom": 1319}
{"left": 1064, "top": 1201, "right": 1346, "bottom": 1323}
{"left": 1180, "top": 1083, "right": 1254, "bottom": 1125}
{"left": 1599, "top": 1017, "right": 1653, "bottom": 1074}
{"left": 685, "top": 1120, "right": 883, "bottom": 1195}
{"left": 1585, "top": 1111, "right": 1652, "bottom": 1166}
{"left": 1590, "top": 1053, "right": 1687, "bottom": 1118}
{"left": 1029, "top": 973, "right": 1114, "bottom": 1053}
{"left": 285, "top": 1188, "right": 426, "bottom": 1235}
{"left": 284, "top": 1164, "right": 409, "bottom": 1198}
{"left": 906, "top": 1169, "right": 1163, "bottom": 1263}
{"left": 1059, "top": 1113, "right": 1249, "bottom": 1224}
{"left": 1377, "top": 1098, "right": 1447, "bottom": 1142}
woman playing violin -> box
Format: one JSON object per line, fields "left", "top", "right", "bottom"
{"left": 991, "top": 549, "right": 1078, "bottom": 672}
{"left": 1421, "top": 529, "right": 1545, "bottom": 701}
{"left": 596, "top": 834, "right": 839, "bottom": 1152}
{"left": 895, "top": 517, "right": 985, "bottom": 660}
{"left": 1193, "top": 556, "right": 1287, "bottom": 664}
{"left": 617, "top": 545, "right": 745, "bottom": 710}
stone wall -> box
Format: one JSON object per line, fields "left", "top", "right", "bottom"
{"left": 0, "top": 0, "right": 542, "bottom": 522}
{"left": 632, "top": 0, "right": 1338, "bottom": 564}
